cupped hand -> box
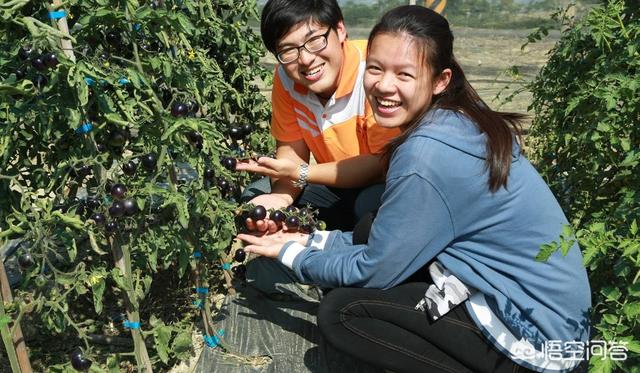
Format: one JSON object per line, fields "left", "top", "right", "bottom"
{"left": 244, "top": 194, "right": 290, "bottom": 233}
{"left": 235, "top": 157, "right": 299, "bottom": 180}
{"left": 237, "top": 230, "right": 310, "bottom": 259}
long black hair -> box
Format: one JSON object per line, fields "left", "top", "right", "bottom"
{"left": 370, "top": 6, "right": 525, "bottom": 192}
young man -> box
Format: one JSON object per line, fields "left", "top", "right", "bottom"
{"left": 237, "top": 0, "right": 399, "bottom": 233}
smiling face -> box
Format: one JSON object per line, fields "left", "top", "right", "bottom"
{"left": 276, "top": 20, "right": 347, "bottom": 99}
{"left": 364, "top": 32, "right": 449, "bottom": 129}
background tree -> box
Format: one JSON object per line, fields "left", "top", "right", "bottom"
{"left": 526, "top": 0, "right": 639, "bottom": 370}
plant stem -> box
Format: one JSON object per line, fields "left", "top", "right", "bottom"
{"left": 0, "top": 259, "right": 32, "bottom": 372}
{"left": 110, "top": 236, "right": 153, "bottom": 373}
{"left": 0, "top": 299, "right": 22, "bottom": 373}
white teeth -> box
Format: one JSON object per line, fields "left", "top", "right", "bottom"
{"left": 304, "top": 65, "right": 322, "bottom": 76}
{"left": 377, "top": 98, "right": 401, "bottom": 107}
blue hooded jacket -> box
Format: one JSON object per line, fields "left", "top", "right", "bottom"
{"left": 278, "top": 109, "right": 591, "bottom": 370}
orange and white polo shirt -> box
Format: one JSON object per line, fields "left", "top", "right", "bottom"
{"left": 270, "top": 39, "right": 400, "bottom": 164}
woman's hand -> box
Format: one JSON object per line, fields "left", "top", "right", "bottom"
{"left": 237, "top": 230, "right": 310, "bottom": 259}
{"left": 235, "top": 156, "right": 299, "bottom": 180}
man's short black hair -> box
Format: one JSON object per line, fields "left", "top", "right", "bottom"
{"left": 261, "top": 0, "right": 344, "bottom": 55}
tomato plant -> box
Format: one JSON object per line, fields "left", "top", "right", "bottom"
{"left": 0, "top": 0, "right": 273, "bottom": 370}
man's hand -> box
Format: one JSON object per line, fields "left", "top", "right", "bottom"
{"left": 237, "top": 230, "right": 310, "bottom": 259}
{"left": 245, "top": 194, "right": 291, "bottom": 233}
{"left": 235, "top": 156, "right": 299, "bottom": 181}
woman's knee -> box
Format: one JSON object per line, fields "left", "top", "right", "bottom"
{"left": 317, "top": 288, "right": 354, "bottom": 332}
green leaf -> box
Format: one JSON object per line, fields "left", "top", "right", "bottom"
{"left": 589, "top": 354, "right": 613, "bottom": 373}
{"left": 171, "top": 330, "right": 193, "bottom": 360}
{"left": 623, "top": 302, "right": 640, "bottom": 319}
{"left": 629, "top": 282, "right": 640, "bottom": 297}
{"left": 627, "top": 340, "right": 640, "bottom": 354}
{"left": 596, "top": 122, "right": 611, "bottom": 132}
{"left": 88, "top": 231, "right": 108, "bottom": 255}
{"left": 602, "top": 313, "right": 618, "bottom": 324}
{"left": 154, "top": 324, "right": 172, "bottom": 364}
{"left": 601, "top": 286, "right": 621, "bottom": 301}
{"left": 0, "top": 315, "right": 11, "bottom": 327}
{"left": 176, "top": 13, "right": 195, "bottom": 34}
{"left": 91, "top": 277, "right": 106, "bottom": 315}
{"left": 110, "top": 268, "right": 130, "bottom": 291}
{"left": 536, "top": 242, "right": 557, "bottom": 262}
{"left": 69, "top": 238, "right": 78, "bottom": 262}
{"left": 631, "top": 220, "right": 638, "bottom": 236}
{"left": 107, "top": 354, "right": 120, "bottom": 373}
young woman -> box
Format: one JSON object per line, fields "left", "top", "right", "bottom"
{"left": 238, "top": 6, "right": 591, "bottom": 373}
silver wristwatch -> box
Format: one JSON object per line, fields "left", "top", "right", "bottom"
{"left": 291, "top": 163, "right": 309, "bottom": 189}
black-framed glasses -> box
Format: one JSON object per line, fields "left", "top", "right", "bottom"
{"left": 276, "top": 28, "right": 332, "bottom": 64}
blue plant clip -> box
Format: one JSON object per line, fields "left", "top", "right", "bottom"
{"left": 133, "top": 23, "right": 141, "bottom": 31}
{"left": 118, "top": 78, "right": 130, "bottom": 85}
{"left": 203, "top": 335, "right": 219, "bottom": 347}
{"left": 192, "top": 300, "right": 204, "bottom": 309}
{"left": 203, "top": 329, "right": 224, "bottom": 348}
{"left": 48, "top": 10, "right": 66, "bottom": 19}
{"left": 75, "top": 122, "right": 93, "bottom": 135}
{"left": 193, "top": 251, "right": 202, "bottom": 259}
{"left": 123, "top": 320, "right": 141, "bottom": 329}
{"left": 222, "top": 263, "right": 231, "bottom": 270}
{"left": 195, "top": 287, "right": 209, "bottom": 294}
{"left": 84, "top": 77, "right": 95, "bottom": 86}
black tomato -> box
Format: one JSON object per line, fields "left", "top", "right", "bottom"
{"left": 122, "top": 199, "right": 139, "bottom": 216}
{"left": 217, "top": 178, "right": 230, "bottom": 193}
{"left": 300, "top": 224, "right": 313, "bottom": 233}
{"left": 250, "top": 205, "right": 267, "bottom": 221}
{"left": 228, "top": 126, "right": 244, "bottom": 141}
{"left": 86, "top": 197, "right": 101, "bottom": 211}
{"left": 96, "top": 143, "right": 107, "bottom": 153}
{"left": 107, "top": 130, "right": 127, "bottom": 148}
{"left": 18, "top": 252, "right": 34, "bottom": 269}
{"left": 74, "top": 165, "right": 92, "bottom": 181}
{"left": 241, "top": 123, "right": 253, "bottom": 137}
{"left": 185, "top": 131, "right": 203, "bottom": 144}
{"left": 285, "top": 216, "right": 300, "bottom": 229}
{"left": 31, "top": 56, "right": 46, "bottom": 71}
{"left": 105, "top": 221, "right": 118, "bottom": 233}
{"left": 270, "top": 210, "right": 286, "bottom": 224}
{"left": 104, "top": 181, "right": 114, "bottom": 194}
{"left": 232, "top": 264, "right": 246, "bottom": 278}
{"left": 221, "top": 156, "right": 237, "bottom": 171}
{"left": 285, "top": 205, "right": 298, "bottom": 214}
{"left": 122, "top": 161, "right": 137, "bottom": 176}
{"left": 18, "top": 46, "right": 33, "bottom": 60}
{"left": 233, "top": 248, "right": 246, "bottom": 262}
{"left": 203, "top": 167, "right": 215, "bottom": 180}
{"left": 70, "top": 349, "right": 92, "bottom": 371}
{"left": 187, "top": 101, "right": 199, "bottom": 114}
{"left": 43, "top": 53, "right": 59, "bottom": 68}
{"left": 91, "top": 212, "right": 106, "bottom": 225}
{"left": 109, "top": 201, "right": 125, "bottom": 217}
{"left": 110, "top": 183, "right": 127, "bottom": 199}
{"left": 171, "top": 102, "right": 188, "bottom": 117}
{"left": 141, "top": 152, "right": 157, "bottom": 170}
{"left": 15, "top": 68, "right": 27, "bottom": 80}
{"left": 105, "top": 31, "right": 121, "bottom": 46}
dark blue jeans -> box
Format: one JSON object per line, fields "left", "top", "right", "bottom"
{"left": 241, "top": 177, "right": 385, "bottom": 231}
